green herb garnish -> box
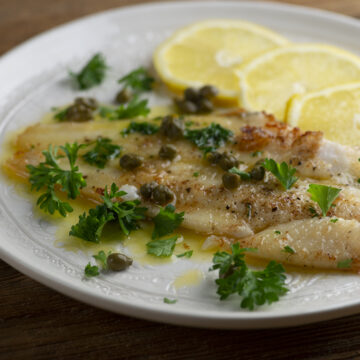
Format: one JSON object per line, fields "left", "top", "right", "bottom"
{"left": 100, "top": 96, "right": 150, "bottom": 120}
{"left": 330, "top": 218, "right": 339, "bottom": 223}
{"left": 27, "top": 143, "right": 86, "bottom": 217}
{"left": 146, "top": 235, "right": 178, "bottom": 257}
{"left": 274, "top": 230, "right": 281, "bottom": 235}
{"left": 176, "top": 250, "right": 193, "bottom": 258}
{"left": 337, "top": 259, "right": 352, "bottom": 269}
{"left": 83, "top": 137, "right": 122, "bottom": 168}
{"left": 229, "top": 167, "right": 251, "bottom": 180}
{"left": 93, "top": 250, "right": 110, "bottom": 270}
{"left": 121, "top": 121, "right": 159, "bottom": 137}
{"left": 152, "top": 204, "right": 184, "bottom": 239}
{"left": 118, "top": 67, "right": 154, "bottom": 93}
{"left": 193, "top": 172, "right": 200, "bottom": 177}
{"left": 54, "top": 108, "right": 68, "bottom": 121}
{"left": 163, "top": 297, "right": 177, "bottom": 304}
{"left": 70, "top": 53, "right": 108, "bottom": 90}
{"left": 262, "top": 158, "right": 298, "bottom": 190}
{"left": 84, "top": 263, "right": 100, "bottom": 277}
{"left": 210, "top": 244, "right": 288, "bottom": 310}
{"left": 307, "top": 184, "right": 341, "bottom": 216}
{"left": 282, "top": 246, "right": 295, "bottom": 254}
{"left": 184, "top": 123, "right": 233, "bottom": 154}
{"left": 70, "top": 183, "right": 147, "bottom": 242}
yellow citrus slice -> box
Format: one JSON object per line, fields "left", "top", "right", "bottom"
{"left": 237, "top": 44, "right": 360, "bottom": 120}
{"left": 153, "top": 20, "right": 288, "bottom": 105}
{"left": 286, "top": 82, "right": 360, "bottom": 146}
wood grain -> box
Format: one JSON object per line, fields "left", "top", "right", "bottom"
{"left": 1, "top": 1, "right": 360, "bottom": 359}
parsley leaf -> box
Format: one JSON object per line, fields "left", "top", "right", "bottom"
{"left": 26, "top": 143, "right": 86, "bottom": 217}
{"left": 121, "top": 121, "right": 159, "bottom": 137}
{"left": 307, "top": 184, "right": 341, "bottom": 216}
{"left": 282, "top": 246, "right": 295, "bottom": 254}
{"left": 176, "top": 250, "right": 193, "bottom": 258}
{"left": 84, "top": 263, "right": 100, "bottom": 277}
{"left": 337, "top": 259, "right": 352, "bottom": 269}
{"left": 70, "top": 183, "right": 147, "bottom": 242}
{"left": 83, "top": 137, "right": 122, "bottom": 168}
{"left": 100, "top": 96, "right": 150, "bottom": 120}
{"left": 229, "top": 167, "right": 251, "bottom": 180}
{"left": 193, "top": 172, "right": 199, "bottom": 177}
{"left": 70, "top": 53, "right": 108, "bottom": 90}
{"left": 163, "top": 297, "right": 177, "bottom": 304}
{"left": 146, "top": 235, "right": 178, "bottom": 257}
{"left": 263, "top": 158, "right": 298, "bottom": 190}
{"left": 184, "top": 123, "right": 233, "bottom": 154}
{"left": 152, "top": 204, "right": 184, "bottom": 239}
{"left": 118, "top": 67, "right": 154, "bottom": 93}
{"left": 54, "top": 108, "right": 67, "bottom": 121}
{"left": 330, "top": 218, "right": 339, "bottom": 223}
{"left": 93, "top": 250, "right": 110, "bottom": 270}
{"left": 210, "top": 244, "right": 288, "bottom": 310}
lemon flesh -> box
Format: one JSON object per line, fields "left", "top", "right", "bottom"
{"left": 287, "top": 83, "right": 360, "bottom": 146}
{"left": 238, "top": 44, "right": 360, "bottom": 120}
{"left": 154, "top": 20, "right": 288, "bottom": 104}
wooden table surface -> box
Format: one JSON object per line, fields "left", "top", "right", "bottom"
{"left": 2, "top": 1, "right": 360, "bottom": 359}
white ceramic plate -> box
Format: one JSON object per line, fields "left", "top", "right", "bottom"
{"left": 1, "top": 1, "right": 360, "bottom": 329}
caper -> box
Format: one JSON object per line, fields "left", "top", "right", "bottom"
{"left": 184, "top": 87, "right": 199, "bottom": 102}
{"left": 218, "top": 152, "right": 239, "bottom": 171}
{"left": 107, "top": 253, "right": 133, "bottom": 271}
{"left": 153, "top": 184, "right": 174, "bottom": 205}
{"left": 66, "top": 104, "right": 93, "bottom": 122}
{"left": 206, "top": 151, "right": 222, "bottom": 165}
{"left": 140, "top": 181, "right": 158, "bottom": 200}
{"left": 115, "top": 88, "right": 132, "bottom": 104}
{"left": 197, "top": 98, "right": 214, "bottom": 114}
{"left": 175, "top": 99, "right": 198, "bottom": 114}
{"left": 249, "top": 165, "right": 265, "bottom": 181}
{"left": 222, "top": 172, "right": 240, "bottom": 190}
{"left": 159, "top": 144, "right": 177, "bottom": 160}
{"left": 119, "top": 153, "right": 143, "bottom": 170}
{"left": 199, "top": 85, "right": 218, "bottom": 99}
{"left": 74, "top": 97, "right": 98, "bottom": 110}
{"left": 160, "top": 115, "right": 185, "bottom": 139}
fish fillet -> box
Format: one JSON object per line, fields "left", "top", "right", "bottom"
{"left": 5, "top": 110, "right": 360, "bottom": 270}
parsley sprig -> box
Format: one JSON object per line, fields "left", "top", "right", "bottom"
{"left": 262, "top": 158, "right": 298, "bottom": 190}
{"left": 121, "top": 121, "right": 159, "bottom": 137}
{"left": 118, "top": 67, "right": 154, "bottom": 93}
{"left": 82, "top": 137, "right": 122, "bottom": 168}
{"left": 27, "top": 143, "right": 86, "bottom": 217}
{"left": 70, "top": 183, "right": 147, "bottom": 243}
{"left": 84, "top": 250, "right": 111, "bottom": 277}
{"left": 210, "top": 244, "right": 288, "bottom": 310}
{"left": 100, "top": 96, "right": 150, "bottom": 120}
{"left": 70, "top": 53, "right": 108, "bottom": 90}
{"left": 146, "top": 235, "right": 178, "bottom": 257}
{"left": 152, "top": 204, "right": 184, "bottom": 239}
{"left": 184, "top": 123, "right": 233, "bottom": 154}
{"left": 307, "top": 184, "right": 341, "bottom": 216}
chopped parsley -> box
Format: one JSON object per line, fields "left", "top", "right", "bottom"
{"left": 274, "top": 230, "right": 281, "bottom": 235}
{"left": 262, "top": 158, "right": 298, "bottom": 190}
{"left": 146, "top": 235, "right": 178, "bottom": 257}
{"left": 152, "top": 204, "right": 184, "bottom": 239}
{"left": 309, "top": 206, "right": 319, "bottom": 217}
{"left": 54, "top": 108, "right": 68, "bottom": 121}
{"left": 176, "top": 250, "right": 193, "bottom": 258}
{"left": 118, "top": 67, "right": 154, "bottom": 93}
{"left": 210, "top": 244, "right": 288, "bottom": 310}
{"left": 193, "top": 172, "right": 200, "bottom": 177}
{"left": 282, "top": 246, "right": 295, "bottom": 255}
{"left": 84, "top": 263, "right": 100, "bottom": 277}
{"left": 83, "top": 137, "right": 122, "bottom": 168}
{"left": 184, "top": 123, "right": 233, "bottom": 154}
{"left": 93, "top": 250, "right": 110, "bottom": 270}
{"left": 100, "top": 96, "right": 150, "bottom": 120}
{"left": 337, "top": 259, "right": 352, "bottom": 269}
{"left": 121, "top": 121, "right": 159, "bottom": 137}
{"left": 70, "top": 183, "right": 147, "bottom": 243}
{"left": 229, "top": 167, "right": 251, "bottom": 180}
{"left": 330, "top": 218, "right": 339, "bottom": 223}
{"left": 163, "top": 297, "right": 177, "bottom": 304}
{"left": 70, "top": 53, "right": 108, "bottom": 90}
{"left": 27, "top": 143, "right": 86, "bottom": 217}
{"left": 307, "top": 184, "right": 341, "bottom": 216}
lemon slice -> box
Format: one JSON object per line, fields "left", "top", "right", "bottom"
{"left": 237, "top": 44, "right": 360, "bottom": 120}
{"left": 154, "top": 20, "right": 288, "bottom": 105}
{"left": 286, "top": 82, "right": 360, "bottom": 146}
